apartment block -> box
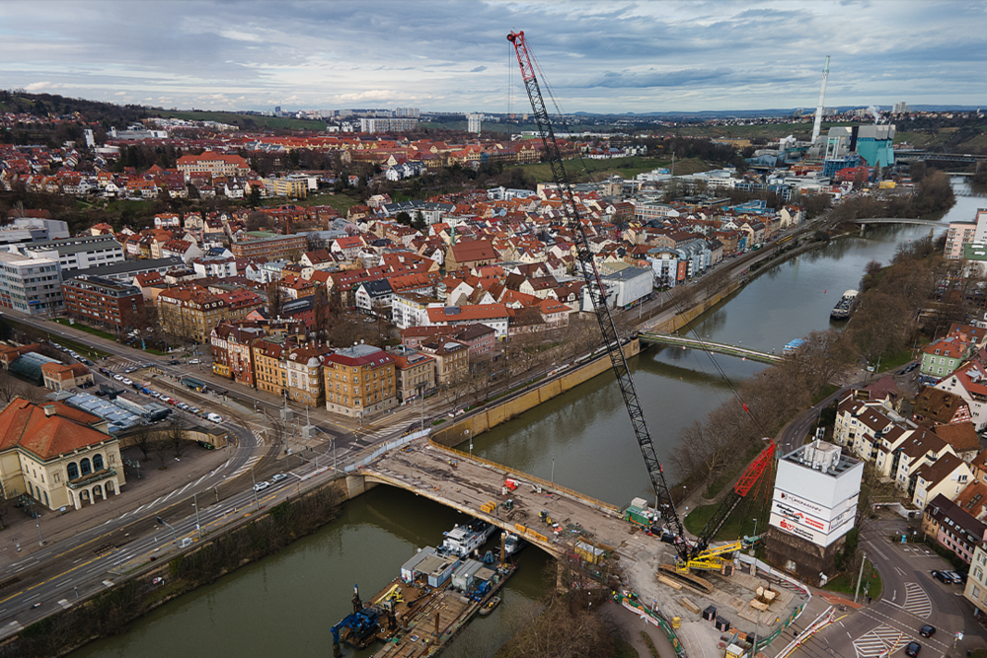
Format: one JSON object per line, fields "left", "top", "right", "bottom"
{"left": 63, "top": 275, "right": 144, "bottom": 334}
{"left": 324, "top": 345, "right": 397, "bottom": 418}
{"left": 0, "top": 251, "right": 63, "bottom": 315}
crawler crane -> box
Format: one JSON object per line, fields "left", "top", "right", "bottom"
{"left": 507, "top": 31, "right": 776, "bottom": 575}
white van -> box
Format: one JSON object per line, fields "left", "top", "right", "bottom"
{"left": 206, "top": 413, "right": 223, "bottom": 423}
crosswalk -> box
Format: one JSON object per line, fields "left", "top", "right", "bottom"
{"left": 253, "top": 430, "right": 266, "bottom": 447}
{"left": 104, "top": 359, "right": 146, "bottom": 373}
{"left": 903, "top": 582, "right": 933, "bottom": 618}
{"left": 230, "top": 455, "right": 262, "bottom": 480}
{"left": 853, "top": 625, "right": 908, "bottom": 658}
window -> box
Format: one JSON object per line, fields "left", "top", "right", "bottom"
{"left": 67, "top": 462, "right": 79, "bottom": 479}
{"left": 93, "top": 454, "right": 104, "bottom": 470}
{"left": 80, "top": 458, "right": 92, "bottom": 476}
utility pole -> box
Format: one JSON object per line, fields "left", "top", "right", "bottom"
{"left": 193, "top": 492, "right": 202, "bottom": 540}
{"left": 251, "top": 468, "right": 260, "bottom": 510}
{"left": 853, "top": 553, "right": 867, "bottom": 603}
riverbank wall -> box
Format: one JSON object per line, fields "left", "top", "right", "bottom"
{"left": 429, "top": 338, "right": 642, "bottom": 448}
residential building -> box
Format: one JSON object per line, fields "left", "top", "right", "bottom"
{"left": 425, "top": 304, "right": 509, "bottom": 339}
{"left": 964, "top": 543, "right": 987, "bottom": 614}
{"left": 252, "top": 336, "right": 292, "bottom": 397}
{"left": 912, "top": 387, "right": 972, "bottom": 427}
{"left": 921, "top": 335, "right": 973, "bottom": 380}
{"left": 231, "top": 233, "right": 308, "bottom": 260}
{"left": 285, "top": 343, "right": 334, "bottom": 407}
{"left": 263, "top": 176, "right": 309, "bottom": 199}
{"left": 944, "top": 210, "right": 987, "bottom": 260}
{"left": 0, "top": 251, "right": 63, "bottom": 315}
{"left": 936, "top": 362, "right": 987, "bottom": 431}
{"left": 0, "top": 398, "right": 125, "bottom": 511}
{"left": 210, "top": 322, "right": 265, "bottom": 386}
{"left": 923, "top": 494, "right": 987, "bottom": 563}
{"left": 388, "top": 345, "right": 436, "bottom": 402}
{"left": 158, "top": 285, "right": 262, "bottom": 343}
{"left": 324, "top": 345, "right": 397, "bottom": 418}
{"left": 41, "top": 363, "right": 94, "bottom": 391}
{"left": 445, "top": 240, "right": 499, "bottom": 272}
{"left": 81, "top": 257, "right": 184, "bottom": 283}
{"left": 63, "top": 275, "right": 145, "bottom": 335}
{"left": 419, "top": 339, "right": 469, "bottom": 387}
{"left": 911, "top": 452, "right": 972, "bottom": 509}
{"left": 392, "top": 293, "right": 442, "bottom": 330}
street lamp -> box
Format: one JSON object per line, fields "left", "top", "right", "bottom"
{"left": 156, "top": 516, "right": 177, "bottom": 547}
{"left": 192, "top": 492, "right": 202, "bottom": 540}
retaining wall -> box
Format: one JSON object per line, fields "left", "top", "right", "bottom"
{"left": 430, "top": 338, "right": 641, "bottom": 447}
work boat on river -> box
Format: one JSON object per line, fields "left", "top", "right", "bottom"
{"left": 830, "top": 289, "right": 858, "bottom": 320}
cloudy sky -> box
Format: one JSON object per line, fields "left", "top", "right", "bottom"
{"left": 2, "top": 1, "right": 984, "bottom": 114}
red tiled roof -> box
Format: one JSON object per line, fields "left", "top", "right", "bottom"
{"left": 0, "top": 398, "right": 110, "bottom": 461}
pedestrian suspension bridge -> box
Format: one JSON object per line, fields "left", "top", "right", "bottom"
{"left": 637, "top": 333, "right": 784, "bottom": 364}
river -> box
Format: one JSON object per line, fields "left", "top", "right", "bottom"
{"left": 72, "top": 182, "right": 982, "bottom": 658}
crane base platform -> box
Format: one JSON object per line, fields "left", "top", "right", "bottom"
{"left": 658, "top": 565, "right": 715, "bottom": 594}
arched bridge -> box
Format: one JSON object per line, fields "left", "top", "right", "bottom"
{"left": 849, "top": 217, "right": 943, "bottom": 227}
{"left": 361, "top": 439, "right": 636, "bottom": 559}
{"left": 637, "top": 333, "right": 783, "bottom": 364}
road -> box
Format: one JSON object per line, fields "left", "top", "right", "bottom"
{"left": 793, "top": 513, "right": 980, "bottom": 658}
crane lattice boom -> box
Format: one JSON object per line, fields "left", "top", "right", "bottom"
{"left": 507, "top": 30, "right": 686, "bottom": 557}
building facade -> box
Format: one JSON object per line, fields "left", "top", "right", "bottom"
{"left": 63, "top": 275, "right": 145, "bottom": 334}
{"left": 231, "top": 233, "right": 308, "bottom": 260}
{"left": 324, "top": 345, "right": 397, "bottom": 418}
{"left": 0, "top": 251, "right": 63, "bottom": 315}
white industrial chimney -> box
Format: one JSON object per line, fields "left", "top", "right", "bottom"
{"left": 811, "top": 56, "right": 831, "bottom": 145}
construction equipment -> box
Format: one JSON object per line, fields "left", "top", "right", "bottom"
{"left": 508, "top": 29, "right": 686, "bottom": 559}
{"left": 507, "top": 30, "right": 777, "bottom": 570}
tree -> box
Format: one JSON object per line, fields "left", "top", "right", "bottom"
{"left": 412, "top": 211, "right": 427, "bottom": 231}
{"left": 168, "top": 416, "right": 185, "bottom": 458}
{"left": 132, "top": 426, "right": 153, "bottom": 460}
{"left": 245, "top": 210, "right": 272, "bottom": 232}
{"left": 394, "top": 211, "right": 411, "bottom": 226}
{"left": 266, "top": 280, "right": 285, "bottom": 319}
{"left": 153, "top": 436, "right": 169, "bottom": 469}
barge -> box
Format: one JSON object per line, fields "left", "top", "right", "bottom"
{"left": 332, "top": 543, "right": 515, "bottom": 657}
{"left": 831, "top": 289, "right": 858, "bottom": 320}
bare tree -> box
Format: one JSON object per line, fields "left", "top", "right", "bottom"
{"left": 0, "top": 370, "right": 18, "bottom": 404}
{"left": 266, "top": 280, "right": 285, "bottom": 319}
{"left": 132, "top": 426, "right": 153, "bottom": 460}
{"left": 153, "top": 437, "right": 169, "bottom": 469}
{"left": 168, "top": 416, "right": 185, "bottom": 458}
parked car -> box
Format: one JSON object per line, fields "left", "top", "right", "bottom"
{"left": 113, "top": 374, "right": 124, "bottom": 381}
{"left": 121, "top": 378, "right": 133, "bottom": 386}
{"left": 944, "top": 570, "right": 965, "bottom": 584}
{"left": 206, "top": 413, "right": 223, "bottom": 423}
{"left": 188, "top": 358, "right": 200, "bottom": 364}
{"left": 931, "top": 570, "right": 952, "bottom": 583}
{"left": 252, "top": 481, "right": 270, "bottom": 492}
{"left": 919, "top": 625, "right": 936, "bottom": 638}
{"left": 905, "top": 641, "right": 921, "bottom": 657}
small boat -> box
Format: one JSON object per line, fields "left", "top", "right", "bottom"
{"left": 479, "top": 596, "right": 501, "bottom": 616}
{"left": 831, "top": 290, "right": 858, "bottom": 320}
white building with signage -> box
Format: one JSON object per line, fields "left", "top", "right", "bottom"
{"left": 766, "top": 440, "right": 863, "bottom": 585}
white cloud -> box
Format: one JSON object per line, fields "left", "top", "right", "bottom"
{"left": 0, "top": 1, "right": 982, "bottom": 113}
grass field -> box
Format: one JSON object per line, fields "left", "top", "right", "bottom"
{"left": 823, "top": 561, "right": 883, "bottom": 599}
{"left": 53, "top": 318, "right": 116, "bottom": 341}
{"left": 684, "top": 500, "right": 770, "bottom": 543}
{"left": 262, "top": 191, "right": 359, "bottom": 214}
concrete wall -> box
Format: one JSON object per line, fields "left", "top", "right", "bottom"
{"left": 431, "top": 339, "right": 641, "bottom": 447}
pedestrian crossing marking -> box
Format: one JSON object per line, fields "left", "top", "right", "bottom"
{"left": 903, "top": 582, "right": 932, "bottom": 618}
{"left": 853, "top": 625, "right": 908, "bottom": 658}
{"left": 230, "top": 455, "right": 262, "bottom": 480}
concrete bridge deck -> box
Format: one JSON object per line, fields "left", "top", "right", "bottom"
{"left": 638, "top": 333, "right": 784, "bottom": 364}
{"left": 364, "top": 438, "right": 637, "bottom": 558}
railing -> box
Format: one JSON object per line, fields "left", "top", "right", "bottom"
{"left": 428, "top": 438, "right": 621, "bottom": 514}
{"left": 616, "top": 592, "right": 687, "bottom": 658}
{"left": 66, "top": 468, "right": 117, "bottom": 489}
{"left": 344, "top": 428, "right": 431, "bottom": 473}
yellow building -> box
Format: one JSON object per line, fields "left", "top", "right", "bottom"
{"left": 0, "top": 398, "right": 125, "bottom": 511}
{"left": 324, "top": 345, "right": 397, "bottom": 418}
{"left": 252, "top": 336, "right": 291, "bottom": 397}
{"left": 285, "top": 343, "right": 333, "bottom": 407}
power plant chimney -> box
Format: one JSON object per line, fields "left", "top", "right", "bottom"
{"left": 811, "top": 56, "right": 830, "bottom": 145}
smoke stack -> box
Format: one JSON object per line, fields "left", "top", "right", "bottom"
{"left": 43, "top": 404, "right": 56, "bottom": 417}
{"left": 811, "top": 56, "right": 831, "bottom": 145}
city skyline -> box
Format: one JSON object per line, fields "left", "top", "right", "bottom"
{"left": 2, "top": 0, "right": 985, "bottom": 115}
